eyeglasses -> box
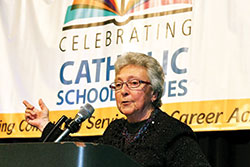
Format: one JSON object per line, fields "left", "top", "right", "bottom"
{"left": 109, "top": 79, "right": 151, "bottom": 91}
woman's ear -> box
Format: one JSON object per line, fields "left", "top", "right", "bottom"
{"left": 151, "top": 92, "right": 157, "bottom": 103}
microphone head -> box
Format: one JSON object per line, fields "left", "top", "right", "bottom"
{"left": 77, "top": 103, "right": 95, "bottom": 122}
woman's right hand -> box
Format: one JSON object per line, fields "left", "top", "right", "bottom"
{"left": 23, "top": 99, "right": 50, "bottom": 132}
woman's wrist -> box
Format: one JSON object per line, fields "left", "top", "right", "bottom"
{"left": 38, "top": 120, "right": 50, "bottom": 132}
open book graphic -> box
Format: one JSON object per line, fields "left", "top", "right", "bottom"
{"left": 64, "top": 0, "right": 192, "bottom": 24}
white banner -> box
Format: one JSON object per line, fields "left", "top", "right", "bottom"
{"left": 0, "top": 0, "right": 250, "bottom": 138}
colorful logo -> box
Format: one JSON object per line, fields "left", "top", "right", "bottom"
{"left": 63, "top": 0, "right": 192, "bottom": 30}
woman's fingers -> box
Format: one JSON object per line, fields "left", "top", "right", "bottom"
{"left": 38, "top": 99, "right": 48, "bottom": 112}
{"left": 23, "top": 100, "right": 35, "bottom": 110}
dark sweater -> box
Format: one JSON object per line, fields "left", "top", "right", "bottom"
{"left": 41, "top": 109, "right": 211, "bottom": 167}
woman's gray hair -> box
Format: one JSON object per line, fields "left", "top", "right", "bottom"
{"left": 115, "top": 52, "right": 165, "bottom": 108}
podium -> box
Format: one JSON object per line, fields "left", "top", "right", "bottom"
{"left": 0, "top": 142, "right": 141, "bottom": 167}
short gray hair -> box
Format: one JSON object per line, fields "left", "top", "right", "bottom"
{"left": 115, "top": 52, "right": 165, "bottom": 108}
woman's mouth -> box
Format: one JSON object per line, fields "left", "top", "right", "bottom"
{"left": 122, "top": 101, "right": 131, "bottom": 105}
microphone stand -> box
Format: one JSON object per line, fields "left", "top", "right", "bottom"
{"left": 54, "top": 118, "right": 81, "bottom": 143}
{"left": 42, "top": 115, "right": 68, "bottom": 143}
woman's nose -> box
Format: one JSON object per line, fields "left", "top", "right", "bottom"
{"left": 120, "top": 83, "right": 130, "bottom": 95}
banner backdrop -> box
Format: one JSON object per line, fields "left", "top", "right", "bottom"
{"left": 0, "top": 0, "right": 250, "bottom": 138}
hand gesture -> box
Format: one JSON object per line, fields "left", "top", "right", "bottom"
{"left": 23, "top": 99, "right": 50, "bottom": 132}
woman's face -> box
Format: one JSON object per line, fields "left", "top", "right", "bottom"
{"left": 115, "top": 65, "right": 157, "bottom": 122}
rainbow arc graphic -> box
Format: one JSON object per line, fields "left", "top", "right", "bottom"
{"left": 64, "top": 0, "right": 192, "bottom": 24}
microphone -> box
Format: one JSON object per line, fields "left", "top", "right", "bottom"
{"left": 54, "top": 103, "right": 95, "bottom": 143}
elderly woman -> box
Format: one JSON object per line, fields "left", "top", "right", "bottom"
{"left": 24, "top": 52, "right": 211, "bottom": 167}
